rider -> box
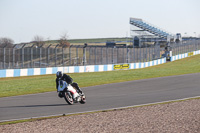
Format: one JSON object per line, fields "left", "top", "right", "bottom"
{"left": 56, "top": 71, "right": 83, "bottom": 98}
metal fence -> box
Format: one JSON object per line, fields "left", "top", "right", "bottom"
{"left": 170, "top": 40, "right": 200, "bottom": 56}
{"left": 0, "top": 40, "right": 199, "bottom": 69}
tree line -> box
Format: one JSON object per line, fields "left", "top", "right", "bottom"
{"left": 0, "top": 33, "right": 70, "bottom": 48}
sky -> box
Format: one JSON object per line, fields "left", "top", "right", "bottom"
{"left": 0, "top": 0, "right": 200, "bottom": 44}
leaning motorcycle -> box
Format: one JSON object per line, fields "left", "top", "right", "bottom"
{"left": 57, "top": 80, "right": 86, "bottom": 105}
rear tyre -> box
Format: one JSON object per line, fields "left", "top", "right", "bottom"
{"left": 79, "top": 94, "right": 86, "bottom": 104}
{"left": 64, "top": 92, "right": 74, "bottom": 105}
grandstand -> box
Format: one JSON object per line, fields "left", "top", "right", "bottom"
{"left": 130, "top": 18, "right": 174, "bottom": 39}
{"left": 130, "top": 18, "right": 176, "bottom": 47}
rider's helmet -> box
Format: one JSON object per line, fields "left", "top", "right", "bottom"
{"left": 56, "top": 71, "right": 62, "bottom": 78}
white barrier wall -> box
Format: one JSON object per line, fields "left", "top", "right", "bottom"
{"left": 170, "top": 50, "right": 200, "bottom": 62}
{"left": 0, "top": 58, "right": 166, "bottom": 78}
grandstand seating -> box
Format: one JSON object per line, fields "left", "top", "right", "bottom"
{"left": 130, "top": 18, "right": 174, "bottom": 38}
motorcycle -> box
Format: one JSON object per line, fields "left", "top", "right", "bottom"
{"left": 57, "top": 80, "right": 86, "bottom": 105}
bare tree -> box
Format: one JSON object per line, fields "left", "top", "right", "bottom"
{"left": 59, "top": 33, "right": 70, "bottom": 47}
{"left": 0, "top": 37, "right": 14, "bottom": 48}
{"left": 32, "top": 35, "right": 44, "bottom": 47}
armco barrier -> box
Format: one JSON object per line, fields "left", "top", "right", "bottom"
{"left": 170, "top": 50, "right": 200, "bottom": 62}
{"left": 0, "top": 58, "right": 166, "bottom": 78}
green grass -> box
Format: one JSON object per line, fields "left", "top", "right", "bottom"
{"left": 0, "top": 54, "right": 200, "bottom": 98}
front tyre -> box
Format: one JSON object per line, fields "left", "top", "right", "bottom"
{"left": 64, "top": 91, "right": 74, "bottom": 105}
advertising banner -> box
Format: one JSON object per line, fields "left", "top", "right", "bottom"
{"left": 188, "top": 52, "right": 194, "bottom": 56}
{"left": 114, "top": 64, "right": 130, "bottom": 70}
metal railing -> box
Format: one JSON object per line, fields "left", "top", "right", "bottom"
{"left": 170, "top": 40, "right": 200, "bottom": 56}
{"left": 0, "top": 40, "right": 199, "bottom": 69}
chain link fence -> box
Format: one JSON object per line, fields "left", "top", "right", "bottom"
{"left": 170, "top": 40, "right": 200, "bottom": 56}
{"left": 0, "top": 40, "right": 199, "bottom": 69}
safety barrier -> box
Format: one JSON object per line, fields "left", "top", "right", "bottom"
{"left": 1, "top": 48, "right": 200, "bottom": 78}
{"left": 0, "top": 58, "right": 166, "bottom": 78}
{"left": 170, "top": 50, "right": 200, "bottom": 62}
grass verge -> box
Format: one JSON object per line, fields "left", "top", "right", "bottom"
{"left": 0, "top": 54, "right": 200, "bottom": 98}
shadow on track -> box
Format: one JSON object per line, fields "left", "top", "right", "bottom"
{"left": 0, "top": 104, "right": 69, "bottom": 108}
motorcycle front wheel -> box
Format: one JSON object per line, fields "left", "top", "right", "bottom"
{"left": 64, "top": 91, "right": 74, "bottom": 105}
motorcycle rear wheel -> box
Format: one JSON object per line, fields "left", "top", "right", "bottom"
{"left": 79, "top": 94, "right": 86, "bottom": 104}
{"left": 64, "top": 92, "right": 74, "bottom": 105}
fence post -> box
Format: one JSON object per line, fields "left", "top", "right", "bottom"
{"left": 69, "top": 45, "right": 73, "bottom": 66}
{"left": 185, "top": 42, "right": 187, "bottom": 53}
{"left": 12, "top": 45, "right": 17, "bottom": 69}
{"left": 132, "top": 47, "right": 134, "bottom": 63}
{"left": 143, "top": 46, "right": 145, "bottom": 62}
{"left": 39, "top": 47, "right": 41, "bottom": 67}
{"left": 62, "top": 45, "right": 67, "bottom": 66}
{"left": 21, "top": 44, "right": 26, "bottom": 68}
{"left": 146, "top": 45, "right": 148, "bottom": 62}
{"left": 76, "top": 45, "right": 80, "bottom": 66}
{"left": 89, "top": 47, "right": 91, "bottom": 65}
{"left": 106, "top": 47, "right": 108, "bottom": 64}
{"left": 152, "top": 46, "right": 154, "bottom": 60}
{"left": 117, "top": 47, "right": 119, "bottom": 63}
{"left": 101, "top": 47, "right": 103, "bottom": 64}
{"left": 55, "top": 44, "right": 59, "bottom": 67}
{"left": 112, "top": 47, "right": 114, "bottom": 64}
{"left": 47, "top": 44, "right": 52, "bottom": 67}
{"left": 8, "top": 48, "right": 10, "bottom": 68}
{"left": 83, "top": 43, "right": 87, "bottom": 66}
{"left": 62, "top": 47, "right": 64, "bottom": 66}
{"left": 39, "top": 44, "right": 43, "bottom": 67}
{"left": 122, "top": 47, "right": 125, "bottom": 63}
{"left": 140, "top": 47, "right": 142, "bottom": 62}
{"left": 3, "top": 44, "right": 7, "bottom": 69}
{"left": 95, "top": 46, "right": 97, "bottom": 65}
{"left": 149, "top": 46, "right": 151, "bottom": 61}
{"left": 30, "top": 44, "right": 35, "bottom": 68}
{"left": 126, "top": 47, "right": 129, "bottom": 63}
{"left": 62, "top": 44, "right": 67, "bottom": 66}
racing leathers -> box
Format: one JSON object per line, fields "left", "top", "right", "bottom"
{"left": 56, "top": 74, "right": 83, "bottom": 98}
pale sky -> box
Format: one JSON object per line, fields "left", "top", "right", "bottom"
{"left": 0, "top": 0, "right": 200, "bottom": 43}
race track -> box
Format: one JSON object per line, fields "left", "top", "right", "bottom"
{"left": 0, "top": 73, "right": 200, "bottom": 122}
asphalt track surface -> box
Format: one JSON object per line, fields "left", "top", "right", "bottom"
{"left": 0, "top": 73, "right": 200, "bottom": 122}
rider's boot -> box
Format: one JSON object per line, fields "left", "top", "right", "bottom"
{"left": 71, "top": 82, "right": 83, "bottom": 94}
